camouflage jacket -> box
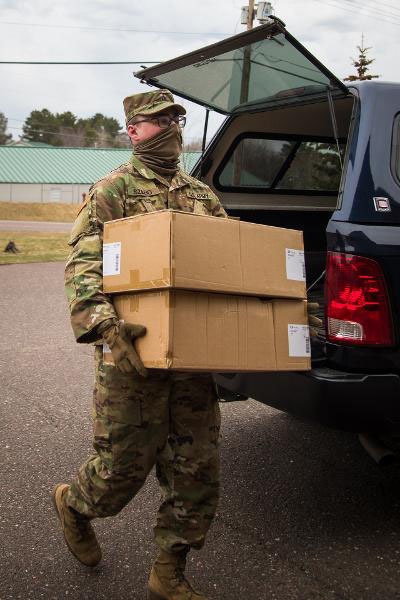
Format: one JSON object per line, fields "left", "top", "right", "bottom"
{"left": 65, "top": 154, "right": 228, "bottom": 344}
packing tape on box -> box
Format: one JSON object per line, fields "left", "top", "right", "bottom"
{"left": 164, "top": 292, "right": 176, "bottom": 308}
{"left": 129, "top": 295, "right": 140, "bottom": 312}
{"left": 129, "top": 267, "right": 173, "bottom": 287}
{"left": 130, "top": 270, "right": 140, "bottom": 284}
{"left": 104, "top": 267, "right": 172, "bottom": 292}
{"left": 121, "top": 290, "right": 176, "bottom": 312}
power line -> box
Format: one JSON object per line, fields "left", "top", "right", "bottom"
{"left": 379, "top": 0, "right": 400, "bottom": 11}
{"left": 326, "top": 0, "right": 400, "bottom": 22}
{"left": 349, "top": 0, "right": 400, "bottom": 13}
{"left": 310, "top": 0, "right": 400, "bottom": 27}
{"left": 6, "top": 126, "right": 121, "bottom": 138}
{"left": 0, "top": 61, "right": 160, "bottom": 65}
{"left": 0, "top": 20, "right": 229, "bottom": 36}
{"left": 336, "top": 0, "right": 400, "bottom": 20}
{"left": 6, "top": 125, "right": 202, "bottom": 142}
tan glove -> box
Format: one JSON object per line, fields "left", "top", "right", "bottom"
{"left": 307, "top": 302, "right": 323, "bottom": 338}
{"left": 99, "top": 320, "right": 147, "bottom": 377}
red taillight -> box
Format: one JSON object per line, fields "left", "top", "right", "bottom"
{"left": 325, "top": 252, "right": 394, "bottom": 346}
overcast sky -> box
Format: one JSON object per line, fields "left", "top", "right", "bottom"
{"left": 1, "top": 0, "right": 399, "bottom": 145}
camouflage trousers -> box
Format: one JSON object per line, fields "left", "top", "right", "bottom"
{"left": 66, "top": 346, "right": 221, "bottom": 553}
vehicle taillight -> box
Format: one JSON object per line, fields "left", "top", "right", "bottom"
{"left": 325, "top": 252, "right": 394, "bottom": 346}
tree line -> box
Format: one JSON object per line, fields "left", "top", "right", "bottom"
{"left": 0, "top": 109, "right": 131, "bottom": 147}
{"left": 0, "top": 109, "right": 205, "bottom": 149}
{"left": 0, "top": 109, "right": 204, "bottom": 149}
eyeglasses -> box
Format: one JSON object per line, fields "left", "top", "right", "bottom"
{"left": 134, "top": 114, "right": 186, "bottom": 129}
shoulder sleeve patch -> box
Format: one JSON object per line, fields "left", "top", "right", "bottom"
{"left": 68, "top": 195, "right": 98, "bottom": 246}
{"left": 75, "top": 199, "right": 87, "bottom": 218}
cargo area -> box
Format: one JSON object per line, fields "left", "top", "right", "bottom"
{"left": 195, "top": 94, "right": 356, "bottom": 350}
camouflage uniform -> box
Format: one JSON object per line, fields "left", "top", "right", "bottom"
{"left": 64, "top": 154, "right": 227, "bottom": 552}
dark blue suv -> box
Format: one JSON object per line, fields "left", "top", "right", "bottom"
{"left": 136, "top": 18, "right": 400, "bottom": 432}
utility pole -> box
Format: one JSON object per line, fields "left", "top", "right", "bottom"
{"left": 241, "top": 1, "right": 274, "bottom": 103}
{"left": 234, "top": 0, "right": 256, "bottom": 185}
{"left": 240, "top": 0, "right": 256, "bottom": 104}
{"left": 234, "top": 2, "right": 273, "bottom": 184}
{"left": 247, "top": 0, "right": 255, "bottom": 29}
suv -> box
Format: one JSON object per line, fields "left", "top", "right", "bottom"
{"left": 136, "top": 18, "right": 400, "bottom": 433}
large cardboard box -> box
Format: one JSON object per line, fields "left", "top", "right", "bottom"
{"left": 103, "top": 291, "right": 311, "bottom": 372}
{"left": 103, "top": 210, "right": 306, "bottom": 299}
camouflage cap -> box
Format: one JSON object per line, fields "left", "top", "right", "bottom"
{"left": 123, "top": 89, "right": 186, "bottom": 125}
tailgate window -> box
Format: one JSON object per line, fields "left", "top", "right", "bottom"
{"left": 136, "top": 21, "right": 348, "bottom": 115}
{"left": 217, "top": 134, "right": 345, "bottom": 193}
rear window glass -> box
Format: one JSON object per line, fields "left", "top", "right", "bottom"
{"left": 218, "top": 136, "right": 344, "bottom": 193}
{"left": 141, "top": 31, "right": 342, "bottom": 115}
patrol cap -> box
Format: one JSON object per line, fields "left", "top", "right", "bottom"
{"left": 123, "top": 89, "right": 186, "bottom": 125}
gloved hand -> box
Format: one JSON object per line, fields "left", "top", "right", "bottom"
{"left": 99, "top": 320, "right": 147, "bottom": 377}
{"left": 307, "top": 302, "right": 323, "bottom": 338}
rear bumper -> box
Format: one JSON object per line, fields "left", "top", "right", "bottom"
{"left": 214, "top": 368, "right": 400, "bottom": 432}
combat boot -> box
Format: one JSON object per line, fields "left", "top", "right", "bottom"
{"left": 52, "top": 483, "right": 102, "bottom": 567}
{"left": 147, "top": 549, "right": 208, "bottom": 600}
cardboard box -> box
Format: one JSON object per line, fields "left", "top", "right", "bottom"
{"left": 103, "top": 291, "right": 311, "bottom": 372}
{"left": 272, "top": 299, "right": 311, "bottom": 371}
{"left": 103, "top": 210, "right": 306, "bottom": 299}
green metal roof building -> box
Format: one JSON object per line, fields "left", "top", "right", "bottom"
{"left": 0, "top": 146, "right": 201, "bottom": 203}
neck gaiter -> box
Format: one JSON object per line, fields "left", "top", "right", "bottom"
{"left": 134, "top": 124, "right": 182, "bottom": 178}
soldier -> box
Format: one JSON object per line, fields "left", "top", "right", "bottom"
{"left": 53, "top": 89, "right": 227, "bottom": 600}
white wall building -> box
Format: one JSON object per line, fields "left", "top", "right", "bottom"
{"left": 0, "top": 146, "right": 201, "bottom": 203}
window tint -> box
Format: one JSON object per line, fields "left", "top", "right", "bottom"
{"left": 219, "top": 138, "right": 296, "bottom": 187}
{"left": 218, "top": 137, "right": 344, "bottom": 192}
{"left": 277, "top": 142, "right": 342, "bottom": 191}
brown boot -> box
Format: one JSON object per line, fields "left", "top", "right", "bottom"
{"left": 147, "top": 549, "right": 208, "bottom": 600}
{"left": 52, "top": 483, "right": 102, "bottom": 567}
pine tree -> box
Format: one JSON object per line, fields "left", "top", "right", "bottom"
{"left": 0, "top": 112, "right": 12, "bottom": 145}
{"left": 344, "top": 35, "right": 379, "bottom": 82}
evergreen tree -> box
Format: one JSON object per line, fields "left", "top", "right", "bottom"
{"left": 22, "top": 109, "right": 123, "bottom": 147}
{"left": 22, "top": 109, "right": 61, "bottom": 145}
{"left": 0, "top": 112, "right": 12, "bottom": 145}
{"left": 344, "top": 36, "right": 379, "bottom": 82}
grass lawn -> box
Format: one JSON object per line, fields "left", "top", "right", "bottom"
{"left": 0, "top": 201, "right": 77, "bottom": 222}
{"left": 0, "top": 232, "right": 70, "bottom": 264}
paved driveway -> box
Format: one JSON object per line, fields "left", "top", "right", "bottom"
{"left": 1, "top": 262, "right": 400, "bottom": 600}
{"left": 0, "top": 220, "right": 72, "bottom": 233}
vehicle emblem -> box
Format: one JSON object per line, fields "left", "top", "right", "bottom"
{"left": 373, "top": 197, "right": 391, "bottom": 212}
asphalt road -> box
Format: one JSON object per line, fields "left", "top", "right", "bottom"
{"left": 0, "top": 220, "right": 72, "bottom": 233}
{"left": 2, "top": 262, "right": 400, "bottom": 600}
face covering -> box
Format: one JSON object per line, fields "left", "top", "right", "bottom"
{"left": 133, "top": 124, "right": 183, "bottom": 178}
